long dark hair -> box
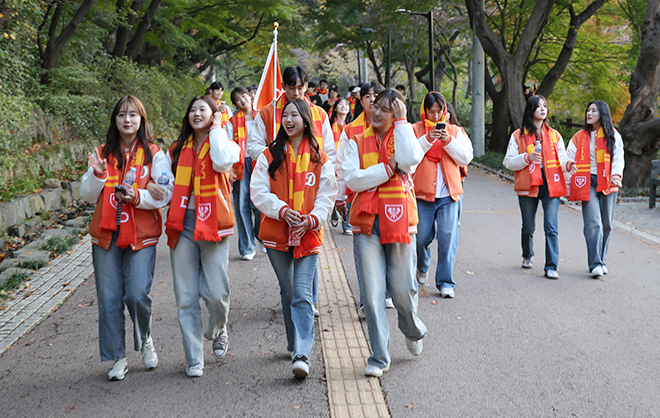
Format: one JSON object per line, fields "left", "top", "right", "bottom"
{"left": 423, "top": 92, "right": 446, "bottom": 116}
{"left": 171, "top": 95, "right": 217, "bottom": 172}
{"left": 329, "top": 98, "right": 353, "bottom": 127}
{"left": 268, "top": 99, "right": 320, "bottom": 180}
{"left": 103, "top": 96, "right": 154, "bottom": 167}
{"left": 521, "top": 95, "right": 550, "bottom": 140}
{"left": 582, "top": 100, "right": 615, "bottom": 154}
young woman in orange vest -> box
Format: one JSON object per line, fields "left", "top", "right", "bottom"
{"left": 335, "top": 82, "right": 393, "bottom": 317}
{"left": 81, "top": 95, "right": 173, "bottom": 381}
{"left": 250, "top": 99, "right": 337, "bottom": 379}
{"left": 343, "top": 89, "right": 427, "bottom": 377}
{"left": 503, "top": 95, "right": 569, "bottom": 279}
{"left": 412, "top": 92, "right": 473, "bottom": 298}
{"left": 565, "top": 101, "right": 624, "bottom": 278}
{"left": 165, "top": 96, "right": 240, "bottom": 378}
{"left": 227, "top": 86, "right": 265, "bottom": 260}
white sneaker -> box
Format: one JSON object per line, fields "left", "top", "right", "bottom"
{"left": 385, "top": 297, "right": 394, "bottom": 309}
{"left": 440, "top": 287, "right": 455, "bottom": 298}
{"left": 141, "top": 337, "right": 158, "bottom": 369}
{"left": 107, "top": 358, "right": 128, "bottom": 381}
{"left": 292, "top": 358, "right": 309, "bottom": 379}
{"left": 602, "top": 266, "right": 608, "bottom": 275}
{"left": 313, "top": 304, "right": 320, "bottom": 317}
{"left": 259, "top": 242, "right": 267, "bottom": 254}
{"left": 522, "top": 258, "right": 533, "bottom": 269}
{"left": 405, "top": 337, "right": 423, "bottom": 356}
{"left": 241, "top": 251, "right": 256, "bottom": 260}
{"left": 591, "top": 266, "right": 603, "bottom": 278}
{"left": 416, "top": 269, "right": 428, "bottom": 285}
{"left": 365, "top": 363, "right": 390, "bottom": 377}
{"left": 544, "top": 270, "right": 559, "bottom": 280}
{"left": 186, "top": 363, "right": 204, "bottom": 377}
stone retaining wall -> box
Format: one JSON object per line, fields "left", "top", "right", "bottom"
{"left": 0, "top": 181, "right": 82, "bottom": 238}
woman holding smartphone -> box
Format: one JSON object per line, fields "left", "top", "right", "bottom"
{"left": 250, "top": 98, "right": 337, "bottom": 379}
{"left": 411, "top": 92, "right": 473, "bottom": 298}
{"left": 165, "top": 95, "right": 240, "bottom": 377}
{"left": 81, "top": 95, "right": 173, "bottom": 381}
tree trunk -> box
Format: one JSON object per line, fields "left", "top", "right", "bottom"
{"left": 618, "top": 0, "right": 660, "bottom": 188}
{"left": 38, "top": 0, "right": 98, "bottom": 75}
{"left": 365, "top": 41, "right": 383, "bottom": 85}
{"left": 402, "top": 50, "right": 417, "bottom": 103}
{"left": 485, "top": 65, "right": 510, "bottom": 153}
{"left": 125, "top": 0, "right": 162, "bottom": 59}
{"left": 466, "top": 0, "right": 555, "bottom": 149}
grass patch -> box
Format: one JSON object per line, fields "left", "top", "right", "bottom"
{"left": 0, "top": 177, "right": 42, "bottom": 202}
{"left": 0, "top": 271, "right": 30, "bottom": 296}
{"left": 17, "top": 260, "right": 49, "bottom": 270}
{"left": 40, "top": 236, "right": 80, "bottom": 256}
{"left": 474, "top": 152, "right": 513, "bottom": 175}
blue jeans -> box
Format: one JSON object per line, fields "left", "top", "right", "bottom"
{"left": 267, "top": 248, "right": 318, "bottom": 362}
{"left": 581, "top": 174, "right": 617, "bottom": 271}
{"left": 342, "top": 202, "right": 352, "bottom": 233}
{"left": 92, "top": 231, "right": 156, "bottom": 362}
{"left": 518, "top": 182, "right": 560, "bottom": 271}
{"left": 232, "top": 156, "right": 261, "bottom": 256}
{"left": 416, "top": 196, "right": 462, "bottom": 291}
{"left": 355, "top": 217, "right": 427, "bottom": 369}
{"left": 170, "top": 210, "right": 231, "bottom": 366}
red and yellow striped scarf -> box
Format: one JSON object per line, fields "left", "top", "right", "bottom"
{"left": 355, "top": 125, "right": 411, "bottom": 244}
{"left": 420, "top": 98, "right": 449, "bottom": 162}
{"left": 523, "top": 125, "right": 567, "bottom": 195}
{"left": 100, "top": 142, "right": 144, "bottom": 249}
{"left": 317, "top": 87, "right": 328, "bottom": 95}
{"left": 165, "top": 135, "right": 225, "bottom": 241}
{"left": 348, "top": 96, "right": 356, "bottom": 116}
{"left": 229, "top": 109, "right": 256, "bottom": 180}
{"left": 287, "top": 138, "right": 321, "bottom": 258}
{"left": 344, "top": 112, "right": 371, "bottom": 203}
{"left": 569, "top": 127, "right": 611, "bottom": 201}
{"left": 331, "top": 118, "right": 345, "bottom": 149}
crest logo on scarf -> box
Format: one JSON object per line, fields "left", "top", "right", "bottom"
{"left": 110, "top": 194, "right": 118, "bottom": 209}
{"left": 384, "top": 204, "right": 403, "bottom": 223}
{"left": 197, "top": 203, "right": 212, "bottom": 222}
{"left": 529, "top": 163, "right": 536, "bottom": 174}
{"left": 575, "top": 176, "right": 587, "bottom": 188}
{"left": 120, "top": 212, "right": 130, "bottom": 223}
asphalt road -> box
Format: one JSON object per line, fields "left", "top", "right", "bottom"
{"left": 335, "top": 168, "right": 660, "bottom": 417}
{"left": 2, "top": 167, "right": 659, "bottom": 417}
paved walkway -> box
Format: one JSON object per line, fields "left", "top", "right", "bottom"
{"left": 1, "top": 166, "right": 659, "bottom": 417}
{"left": 0, "top": 235, "right": 93, "bottom": 356}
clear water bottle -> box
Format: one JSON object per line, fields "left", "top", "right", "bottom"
{"left": 534, "top": 139, "right": 542, "bottom": 155}
{"left": 157, "top": 171, "right": 169, "bottom": 187}
{"left": 124, "top": 167, "right": 137, "bottom": 186}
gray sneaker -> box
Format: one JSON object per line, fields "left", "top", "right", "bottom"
{"left": 213, "top": 332, "right": 229, "bottom": 358}
{"left": 440, "top": 287, "right": 455, "bottom": 298}
{"left": 522, "top": 258, "right": 533, "bottom": 269}
{"left": 107, "top": 358, "right": 128, "bottom": 381}
{"left": 141, "top": 336, "right": 158, "bottom": 369}
{"left": 292, "top": 356, "right": 310, "bottom": 379}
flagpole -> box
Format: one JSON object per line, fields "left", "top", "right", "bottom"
{"left": 272, "top": 22, "right": 279, "bottom": 143}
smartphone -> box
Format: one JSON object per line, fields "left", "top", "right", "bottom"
{"left": 114, "top": 185, "right": 127, "bottom": 195}
{"left": 436, "top": 122, "right": 446, "bottom": 130}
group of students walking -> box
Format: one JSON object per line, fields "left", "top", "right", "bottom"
{"left": 81, "top": 64, "right": 623, "bottom": 383}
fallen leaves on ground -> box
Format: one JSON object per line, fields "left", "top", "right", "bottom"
{"left": 432, "top": 300, "right": 438, "bottom": 305}
{"left": 419, "top": 288, "right": 429, "bottom": 298}
{"left": 405, "top": 404, "right": 414, "bottom": 409}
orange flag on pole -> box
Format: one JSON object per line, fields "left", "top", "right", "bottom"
{"left": 253, "top": 23, "right": 284, "bottom": 111}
